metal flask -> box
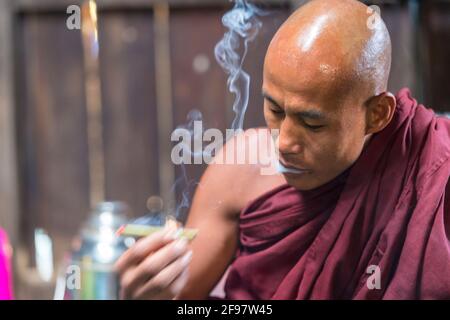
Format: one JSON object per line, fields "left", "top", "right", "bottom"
{"left": 66, "top": 202, "right": 130, "bottom": 300}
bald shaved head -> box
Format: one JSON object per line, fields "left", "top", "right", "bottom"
{"left": 262, "top": 0, "right": 396, "bottom": 190}
{"left": 266, "top": 0, "right": 391, "bottom": 98}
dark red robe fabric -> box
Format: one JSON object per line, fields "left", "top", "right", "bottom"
{"left": 224, "top": 88, "right": 450, "bottom": 299}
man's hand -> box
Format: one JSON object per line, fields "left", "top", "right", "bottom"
{"left": 115, "top": 228, "right": 193, "bottom": 300}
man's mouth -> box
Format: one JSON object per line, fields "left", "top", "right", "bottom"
{"left": 276, "top": 159, "right": 310, "bottom": 175}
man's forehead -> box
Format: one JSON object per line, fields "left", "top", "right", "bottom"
{"left": 264, "top": 25, "right": 354, "bottom": 96}
{"left": 262, "top": 84, "right": 346, "bottom": 119}
{"left": 263, "top": 53, "right": 353, "bottom": 108}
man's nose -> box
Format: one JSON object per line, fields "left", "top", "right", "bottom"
{"left": 277, "top": 118, "right": 302, "bottom": 154}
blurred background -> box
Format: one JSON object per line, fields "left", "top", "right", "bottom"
{"left": 0, "top": 0, "right": 448, "bottom": 299}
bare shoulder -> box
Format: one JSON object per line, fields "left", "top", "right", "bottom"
{"left": 192, "top": 127, "right": 285, "bottom": 218}
{"left": 179, "top": 128, "right": 285, "bottom": 299}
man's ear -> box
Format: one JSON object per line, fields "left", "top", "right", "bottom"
{"left": 365, "top": 92, "right": 396, "bottom": 135}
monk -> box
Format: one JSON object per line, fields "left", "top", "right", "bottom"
{"left": 115, "top": 0, "right": 450, "bottom": 299}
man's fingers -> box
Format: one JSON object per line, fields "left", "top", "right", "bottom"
{"left": 133, "top": 250, "right": 192, "bottom": 300}
{"left": 169, "top": 267, "right": 190, "bottom": 300}
{"left": 119, "top": 265, "right": 137, "bottom": 300}
{"left": 120, "top": 239, "right": 190, "bottom": 298}
{"left": 115, "top": 228, "right": 176, "bottom": 274}
{"left": 154, "top": 267, "right": 191, "bottom": 300}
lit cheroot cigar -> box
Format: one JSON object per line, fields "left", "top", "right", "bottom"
{"left": 116, "top": 224, "right": 198, "bottom": 241}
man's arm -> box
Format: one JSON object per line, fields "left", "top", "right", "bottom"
{"left": 115, "top": 129, "right": 282, "bottom": 300}
{"left": 177, "top": 128, "right": 285, "bottom": 299}
{"left": 114, "top": 154, "right": 239, "bottom": 300}
{"left": 177, "top": 137, "right": 244, "bottom": 299}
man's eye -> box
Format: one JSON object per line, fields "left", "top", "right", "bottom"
{"left": 270, "top": 108, "right": 284, "bottom": 115}
{"left": 304, "top": 123, "right": 325, "bottom": 130}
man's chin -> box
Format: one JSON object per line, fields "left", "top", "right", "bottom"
{"left": 283, "top": 172, "right": 324, "bottom": 191}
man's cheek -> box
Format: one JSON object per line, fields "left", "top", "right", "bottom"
{"left": 334, "top": 140, "right": 362, "bottom": 169}
{"left": 264, "top": 117, "right": 279, "bottom": 130}
{"left": 309, "top": 137, "right": 336, "bottom": 163}
{"left": 317, "top": 143, "right": 345, "bottom": 171}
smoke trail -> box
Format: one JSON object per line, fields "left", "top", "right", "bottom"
{"left": 171, "top": 161, "right": 197, "bottom": 222}
{"left": 215, "top": 0, "right": 264, "bottom": 131}
{"left": 170, "top": 110, "right": 204, "bottom": 220}
{"left": 169, "top": 0, "right": 265, "bottom": 221}
{"left": 172, "top": 109, "right": 210, "bottom": 164}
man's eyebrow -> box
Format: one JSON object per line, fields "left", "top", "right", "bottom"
{"left": 262, "top": 91, "right": 282, "bottom": 108}
{"left": 262, "top": 91, "right": 326, "bottom": 120}
{"left": 294, "top": 110, "right": 325, "bottom": 120}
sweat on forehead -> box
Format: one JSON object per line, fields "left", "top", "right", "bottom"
{"left": 264, "top": 0, "right": 391, "bottom": 98}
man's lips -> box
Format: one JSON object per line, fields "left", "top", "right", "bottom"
{"left": 276, "top": 159, "right": 310, "bottom": 174}
{"left": 279, "top": 159, "right": 309, "bottom": 171}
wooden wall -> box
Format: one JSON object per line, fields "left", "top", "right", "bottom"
{"left": 0, "top": 0, "right": 448, "bottom": 299}
{"left": 422, "top": 0, "right": 450, "bottom": 112}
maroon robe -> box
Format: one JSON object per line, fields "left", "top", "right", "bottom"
{"left": 224, "top": 88, "right": 450, "bottom": 299}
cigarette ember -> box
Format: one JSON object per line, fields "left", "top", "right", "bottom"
{"left": 115, "top": 225, "right": 125, "bottom": 237}
{"left": 116, "top": 224, "right": 198, "bottom": 241}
